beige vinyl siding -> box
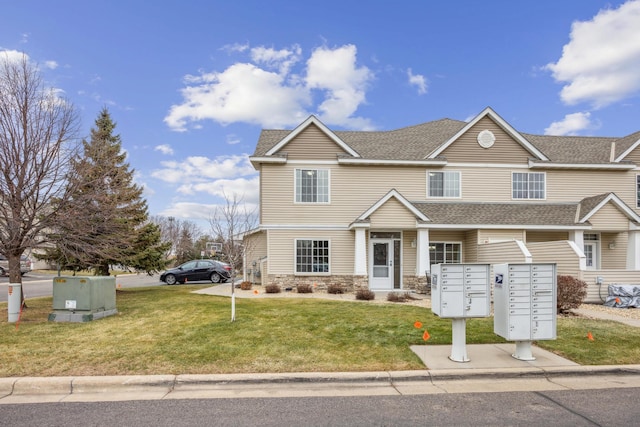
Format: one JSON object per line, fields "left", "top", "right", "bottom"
{"left": 476, "top": 241, "right": 529, "bottom": 263}
{"left": 403, "top": 230, "right": 417, "bottom": 275}
{"left": 545, "top": 169, "right": 636, "bottom": 205}
{"left": 440, "top": 117, "right": 532, "bottom": 164}
{"left": 261, "top": 162, "right": 640, "bottom": 227}
{"left": 261, "top": 163, "right": 426, "bottom": 224}
{"left": 244, "top": 231, "right": 267, "bottom": 269}
{"left": 526, "top": 231, "right": 569, "bottom": 243}
{"left": 369, "top": 198, "right": 416, "bottom": 228}
{"left": 580, "top": 270, "right": 640, "bottom": 303}
{"left": 622, "top": 147, "right": 640, "bottom": 165}
{"left": 464, "top": 230, "right": 479, "bottom": 262}
{"left": 266, "top": 229, "right": 354, "bottom": 275}
{"left": 274, "top": 124, "right": 348, "bottom": 160}
{"left": 528, "top": 241, "right": 581, "bottom": 277}
{"left": 587, "top": 204, "right": 630, "bottom": 231}
{"left": 478, "top": 229, "right": 525, "bottom": 243}
{"left": 600, "top": 232, "right": 627, "bottom": 269}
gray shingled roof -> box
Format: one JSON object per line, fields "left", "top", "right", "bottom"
{"left": 253, "top": 116, "right": 640, "bottom": 165}
{"left": 411, "top": 201, "right": 582, "bottom": 226}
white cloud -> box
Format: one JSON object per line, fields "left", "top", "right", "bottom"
{"left": 154, "top": 144, "right": 174, "bottom": 155}
{"left": 151, "top": 154, "right": 256, "bottom": 185}
{"left": 226, "top": 134, "right": 240, "bottom": 145}
{"left": 250, "top": 45, "right": 301, "bottom": 75}
{"left": 164, "top": 62, "right": 310, "bottom": 130}
{"left": 306, "top": 44, "right": 375, "bottom": 129}
{"left": 44, "top": 60, "right": 58, "bottom": 70}
{"left": 546, "top": 0, "right": 640, "bottom": 108}
{"left": 178, "top": 176, "right": 259, "bottom": 202}
{"left": 0, "top": 49, "right": 29, "bottom": 64}
{"left": 165, "top": 43, "right": 376, "bottom": 132}
{"left": 407, "top": 68, "right": 428, "bottom": 95}
{"left": 544, "top": 111, "right": 596, "bottom": 135}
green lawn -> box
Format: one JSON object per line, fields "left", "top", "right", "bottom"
{"left": 1, "top": 285, "right": 638, "bottom": 377}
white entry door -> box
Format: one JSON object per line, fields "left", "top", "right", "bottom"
{"left": 584, "top": 242, "right": 599, "bottom": 269}
{"left": 369, "top": 239, "right": 394, "bottom": 290}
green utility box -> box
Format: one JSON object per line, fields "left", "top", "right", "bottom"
{"left": 49, "top": 276, "right": 117, "bottom": 322}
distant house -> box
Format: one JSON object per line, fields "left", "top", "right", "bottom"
{"left": 244, "top": 107, "right": 640, "bottom": 303}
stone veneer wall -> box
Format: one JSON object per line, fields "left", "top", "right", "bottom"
{"left": 263, "top": 274, "right": 431, "bottom": 293}
{"left": 265, "top": 274, "right": 364, "bottom": 292}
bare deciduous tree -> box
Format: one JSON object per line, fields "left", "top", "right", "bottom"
{"left": 0, "top": 52, "right": 80, "bottom": 318}
{"left": 209, "top": 193, "right": 257, "bottom": 322}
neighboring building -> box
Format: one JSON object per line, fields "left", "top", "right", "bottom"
{"left": 244, "top": 107, "right": 640, "bottom": 303}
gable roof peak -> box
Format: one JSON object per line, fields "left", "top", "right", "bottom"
{"left": 426, "top": 106, "right": 549, "bottom": 161}
{"left": 264, "top": 115, "right": 360, "bottom": 158}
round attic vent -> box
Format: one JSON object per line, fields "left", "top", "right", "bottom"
{"left": 477, "top": 130, "right": 496, "bottom": 148}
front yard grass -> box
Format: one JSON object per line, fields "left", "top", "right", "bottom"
{"left": 1, "top": 285, "right": 639, "bottom": 377}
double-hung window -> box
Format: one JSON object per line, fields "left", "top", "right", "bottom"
{"left": 636, "top": 175, "right": 640, "bottom": 208}
{"left": 429, "top": 242, "right": 461, "bottom": 266}
{"left": 428, "top": 171, "right": 460, "bottom": 198}
{"left": 296, "top": 239, "right": 329, "bottom": 273}
{"left": 295, "top": 169, "right": 329, "bottom": 203}
{"left": 512, "top": 172, "right": 545, "bottom": 199}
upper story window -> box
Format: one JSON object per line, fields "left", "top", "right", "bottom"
{"left": 636, "top": 175, "right": 640, "bottom": 208}
{"left": 295, "top": 169, "right": 329, "bottom": 203}
{"left": 428, "top": 171, "right": 460, "bottom": 198}
{"left": 512, "top": 172, "right": 545, "bottom": 199}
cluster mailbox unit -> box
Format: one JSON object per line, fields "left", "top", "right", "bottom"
{"left": 431, "top": 263, "right": 491, "bottom": 362}
{"left": 493, "top": 263, "right": 557, "bottom": 360}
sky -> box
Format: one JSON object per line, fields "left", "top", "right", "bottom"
{"left": 2, "top": 0, "right": 640, "bottom": 232}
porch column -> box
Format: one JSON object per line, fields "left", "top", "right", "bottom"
{"left": 416, "top": 228, "right": 430, "bottom": 276}
{"left": 354, "top": 227, "right": 367, "bottom": 275}
{"left": 627, "top": 225, "right": 640, "bottom": 269}
{"left": 569, "top": 230, "right": 587, "bottom": 270}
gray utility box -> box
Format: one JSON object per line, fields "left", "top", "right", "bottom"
{"left": 50, "top": 276, "right": 117, "bottom": 322}
{"left": 431, "top": 263, "right": 491, "bottom": 318}
{"left": 493, "top": 263, "right": 557, "bottom": 341}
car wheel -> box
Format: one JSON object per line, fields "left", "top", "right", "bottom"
{"left": 210, "top": 272, "right": 222, "bottom": 283}
{"left": 164, "top": 274, "right": 177, "bottom": 285}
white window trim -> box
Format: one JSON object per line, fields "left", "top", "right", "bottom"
{"left": 636, "top": 174, "right": 640, "bottom": 208}
{"left": 426, "top": 170, "right": 462, "bottom": 199}
{"left": 294, "top": 238, "right": 331, "bottom": 275}
{"left": 429, "top": 241, "right": 463, "bottom": 264}
{"left": 511, "top": 171, "right": 546, "bottom": 200}
{"left": 293, "top": 168, "right": 331, "bottom": 204}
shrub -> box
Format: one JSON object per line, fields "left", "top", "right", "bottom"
{"left": 239, "top": 281, "right": 252, "bottom": 290}
{"left": 386, "top": 292, "right": 418, "bottom": 303}
{"left": 327, "top": 283, "right": 344, "bottom": 294}
{"left": 557, "top": 275, "right": 588, "bottom": 314}
{"left": 265, "top": 284, "right": 281, "bottom": 294}
{"left": 355, "top": 289, "right": 375, "bottom": 301}
{"left": 297, "top": 283, "right": 313, "bottom": 293}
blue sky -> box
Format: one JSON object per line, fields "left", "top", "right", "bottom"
{"left": 2, "top": 0, "right": 640, "bottom": 231}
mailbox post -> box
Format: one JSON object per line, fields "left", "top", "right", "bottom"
{"left": 431, "top": 264, "right": 491, "bottom": 362}
{"left": 493, "top": 263, "right": 557, "bottom": 360}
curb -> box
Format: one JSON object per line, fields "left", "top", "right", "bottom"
{"left": 2, "top": 365, "right": 640, "bottom": 397}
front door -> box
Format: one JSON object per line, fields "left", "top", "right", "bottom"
{"left": 369, "top": 238, "right": 401, "bottom": 290}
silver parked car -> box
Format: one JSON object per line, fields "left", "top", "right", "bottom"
{"left": 0, "top": 254, "right": 32, "bottom": 276}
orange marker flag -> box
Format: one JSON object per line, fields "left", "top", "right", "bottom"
{"left": 413, "top": 321, "right": 423, "bottom": 329}
{"left": 587, "top": 331, "right": 594, "bottom": 341}
{"left": 422, "top": 329, "right": 431, "bottom": 341}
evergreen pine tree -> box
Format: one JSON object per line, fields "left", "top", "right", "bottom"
{"left": 45, "top": 107, "right": 167, "bottom": 275}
